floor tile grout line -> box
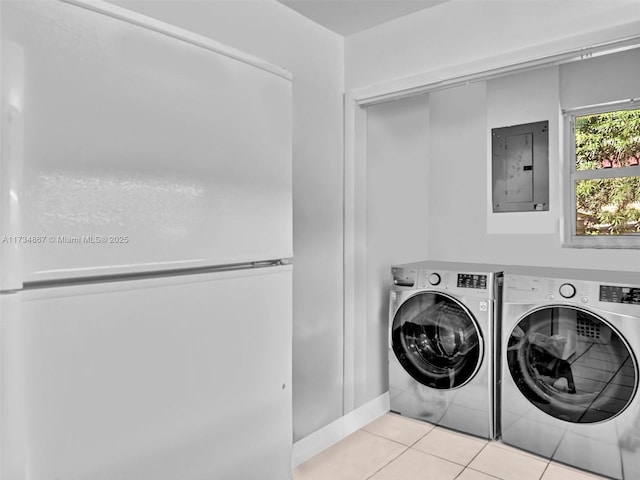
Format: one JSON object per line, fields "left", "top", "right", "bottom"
{"left": 363, "top": 443, "right": 410, "bottom": 480}
{"left": 545, "top": 460, "right": 609, "bottom": 480}
{"left": 366, "top": 422, "right": 490, "bottom": 469}
{"left": 407, "top": 441, "right": 488, "bottom": 469}
{"left": 372, "top": 448, "right": 469, "bottom": 479}
{"left": 539, "top": 461, "right": 552, "bottom": 480}
{"left": 362, "top": 415, "right": 437, "bottom": 448}
{"left": 360, "top": 424, "right": 474, "bottom": 479}
{"left": 409, "top": 449, "right": 473, "bottom": 469}
{"left": 360, "top": 427, "right": 429, "bottom": 449}
{"left": 490, "top": 440, "right": 552, "bottom": 464}
{"left": 454, "top": 466, "right": 503, "bottom": 480}
{"left": 361, "top": 424, "right": 474, "bottom": 479}
{"left": 407, "top": 424, "right": 435, "bottom": 447}
{"left": 464, "top": 437, "right": 493, "bottom": 467}
{"left": 450, "top": 438, "right": 551, "bottom": 479}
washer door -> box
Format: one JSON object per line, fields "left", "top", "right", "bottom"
{"left": 507, "top": 306, "right": 637, "bottom": 423}
{"left": 391, "top": 292, "right": 483, "bottom": 389}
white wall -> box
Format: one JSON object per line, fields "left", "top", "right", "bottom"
{"left": 109, "top": 0, "right": 345, "bottom": 443}
{"left": 560, "top": 47, "right": 640, "bottom": 110}
{"left": 359, "top": 96, "right": 430, "bottom": 406}
{"left": 346, "top": 0, "right": 640, "bottom": 91}
{"left": 485, "top": 68, "right": 559, "bottom": 238}
{"left": 428, "top": 81, "right": 488, "bottom": 261}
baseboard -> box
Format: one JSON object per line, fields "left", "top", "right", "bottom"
{"left": 291, "top": 392, "right": 390, "bottom": 468}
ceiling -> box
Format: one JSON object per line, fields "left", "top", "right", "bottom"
{"left": 276, "top": 0, "right": 451, "bottom": 36}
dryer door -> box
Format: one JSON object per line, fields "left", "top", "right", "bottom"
{"left": 507, "top": 306, "right": 637, "bottom": 423}
{"left": 391, "top": 292, "right": 483, "bottom": 389}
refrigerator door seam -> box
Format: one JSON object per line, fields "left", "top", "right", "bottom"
{"left": 15, "top": 258, "right": 293, "bottom": 291}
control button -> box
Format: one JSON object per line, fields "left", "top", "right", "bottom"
{"left": 559, "top": 283, "right": 576, "bottom": 298}
{"left": 548, "top": 294, "right": 555, "bottom": 300}
{"left": 581, "top": 297, "right": 589, "bottom": 304}
{"left": 428, "top": 273, "right": 441, "bottom": 286}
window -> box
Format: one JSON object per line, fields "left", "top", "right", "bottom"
{"left": 564, "top": 101, "right": 640, "bottom": 248}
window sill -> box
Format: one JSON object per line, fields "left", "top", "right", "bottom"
{"left": 561, "top": 237, "right": 640, "bottom": 250}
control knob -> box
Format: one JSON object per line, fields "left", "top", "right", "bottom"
{"left": 559, "top": 283, "right": 576, "bottom": 299}
{"left": 428, "top": 273, "right": 441, "bottom": 286}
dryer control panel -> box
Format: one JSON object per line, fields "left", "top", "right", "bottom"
{"left": 505, "top": 273, "right": 640, "bottom": 309}
{"left": 505, "top": 275, "right": 592, "bottom": 304}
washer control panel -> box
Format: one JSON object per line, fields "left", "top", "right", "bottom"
{"left": 600, "top": 285, "right": 640, "bottom": 304}
{"left": 391, "top": 267, "right": 416, "bottom": 287}
{"left": 416, "top": 269, "right": 450, "bottom": 288}
{"left": 559, "top": 283, "right": 576, "bottom": 299}
{"left": 393, "top": 266, "right": 496, "bottom": 294}
{"left": 457, "top": 273, "right": 487, "bottom": 289}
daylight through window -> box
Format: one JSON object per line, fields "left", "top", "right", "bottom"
{"left": 567, "top": 104, "right": 640, "bottom": 246}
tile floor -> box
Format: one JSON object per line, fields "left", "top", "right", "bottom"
{"left": 293, "top": 413, "right": 606, "bottom": 480}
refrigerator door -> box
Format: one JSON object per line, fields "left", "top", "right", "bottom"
{"left": 0, "top": 1, "right": 292, "bottom": 285}
{"left": 1, "top": 266, "right": 292, "bottom": 480}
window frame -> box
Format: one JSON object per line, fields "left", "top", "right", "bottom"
{"left": 563, "top": 99, "right": 640, "bottom": 249}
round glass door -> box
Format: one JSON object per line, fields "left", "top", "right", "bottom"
{"left": 392, "top": 292, "right": 483, "bottom": 389}
{"left": 507, "top": 306, "right": 637, "bottom": 423}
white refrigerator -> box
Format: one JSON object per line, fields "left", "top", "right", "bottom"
{"left": 1, "top": 1, "right": 293, "bottom": 479}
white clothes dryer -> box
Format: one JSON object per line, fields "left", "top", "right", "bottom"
{"left": 501, "top": 266, "right": 640, "bottom": 479}
{"left": 389, "top": 261, "right": 503, "bottom": 439}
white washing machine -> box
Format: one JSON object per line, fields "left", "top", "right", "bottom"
{"left": 389, "top": 261, "right": 503, "bottom": 439}
{"left": 501, "top": 266, "right": 640, "bottom": 479}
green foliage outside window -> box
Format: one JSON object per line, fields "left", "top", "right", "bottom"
{"left": 574, "top": 109, "right": 640, "bottom": 235}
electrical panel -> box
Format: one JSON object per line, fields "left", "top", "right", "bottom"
{"left": 492, "top": 121, "right": 549, "bottom": 213}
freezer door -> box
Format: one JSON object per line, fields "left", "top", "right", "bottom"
{"left": 0, "top": 1, "right": 292, "bottom": 284}
{"left": 0, "top": 266, "right": 292, "bottom": 480}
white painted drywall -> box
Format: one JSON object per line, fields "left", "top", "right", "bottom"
{"left": 345, "top": 1, "right": 640, "bottom": 91}
{"left": 360, "top": 95, "right": 430, "bottom": 407}
{"left": 108, "top": 0, "right": 345, "bottom": 443}
{"left": 485, "top": 67, "right": 560, "bottom": 237}
{"left": 428, "top": 81, "right": 488, "bottom": 262}
{"left": 560, "top": 47, "right": 640, "bottom": 110}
